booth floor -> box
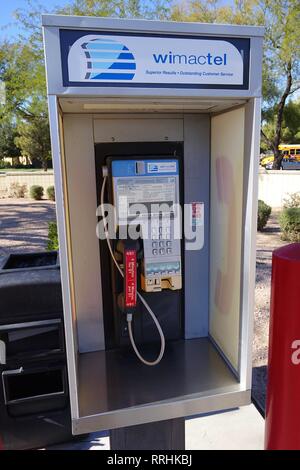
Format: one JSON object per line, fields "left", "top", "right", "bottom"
{"left": 77, "top": 338, "right": 242, "bottom": 424}
{"left": 47, "top": 404, "right": 264, "bottom": 450}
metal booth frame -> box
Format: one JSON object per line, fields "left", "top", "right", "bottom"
{"left": 43, "top": 15, "right": 263, "bottom": 435}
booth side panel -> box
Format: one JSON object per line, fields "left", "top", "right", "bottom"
{"left": 239, "top": 98, "right": 261, "bottom": 389}
{"left": 63, "top": 115, "right": 105, "bottom": 353}
{"left": 43, "top": 26, "right": 63, "bottom": 96}
{"left": 209, "top": 107, "right": 245, "bottom": 372}
{"left": 183, "top": 114, "right": 210, "bottom": 338}
{"left": 58, "top": 112, "right": 79, "bottom": 356}
{"left": 249, "top": 38, "right": 264, "bottom": 98}
{"left": 47, "top": 96, "right": 80, "bottom": 419}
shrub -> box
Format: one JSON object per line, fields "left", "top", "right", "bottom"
{"left": 47, "top": 221, "right": 59, "bottom": 251}
{"left": 0, "top": 160, "right": 11, "bottom": 169}
{"left": 257, "top": 200, "right": 272, "bottom": 231}
{"left": 283, "top": 192, "right": 300, "bottom": 209}
{"left": 9, "top": 182, "right": 27, "bottom": 198}
{"left": 47, "top": 185, "right": 55, "bottom": 201}
{"left": 11, "top": 164, "right": 32, "bottom": 169}
{"left": 279, "top": 208, "right": 300, "bottom": 242}
{"left": 30, "top": 185, "right": 44, "bottom": 200}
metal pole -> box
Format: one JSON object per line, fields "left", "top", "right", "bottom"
{"left": 110, "top": 418, "right": 185, "bottom": 450}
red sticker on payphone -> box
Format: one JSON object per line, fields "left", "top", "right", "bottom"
{"left": 125, "top": 249, "right": 137, "bottom": 309}
{"left": 191, "top": 202, "right": 204, "bottom": 227}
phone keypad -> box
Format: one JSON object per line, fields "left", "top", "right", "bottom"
{"left": 150, "top": 223, "right": 174, "bottom": 257}
{"left": 151, "top": 240, "right": 172, "bottom": 255}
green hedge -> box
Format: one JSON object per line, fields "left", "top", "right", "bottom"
{"left": 30, "top": 185, "right": 44, "bottom": 200}
{"left": 47, "top": 185, "right": 55, "bottom": 201}
{"left": 257, "top": 200, "right": 272, "bottom": 231}
{"left": 279, "top": 208, "right": 300, "bottom": 242}
{"left": 0, "top": 161, "right": 11, "bottom": 169}
{"left": 47, "top": 221, "right": 59, "bottom": 251}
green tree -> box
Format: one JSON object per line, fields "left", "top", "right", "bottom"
{"left": 57, "top": 0, "right": 170, "bottom": 20}
{"left": 260, "top": 0, "right": 300, "bottom": 169}
{"left": 0, "top": 3, "right": 49, "bottom": 168}
{"left": 0, "top": 120, "right": 21, "bottom": 161}
{"left": 171, "top": 0, "right": 300, "bottom": 170}
{"left": 282, "top": 100, "right": 300, "bottom": 143}
{"left": 0, "top": 39, "right": 46, "bottom": 120}
{"left": 0, "top": 38, "right": 49, "bottom": 169}
{"left": 0, "top": 0, "right": 171, "bottom": 172}
{"left": 262, "top": 99, "right": 300, "bottom": 147}
{"left": 15, "top": 116, "right": 51, "bottom": 171}
{"left": 171, "top": 0, "right": 263, "bottom": 25}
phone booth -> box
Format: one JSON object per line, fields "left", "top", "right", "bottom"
{"left": 43, "top": 15, "right": 263, "bottom": 436}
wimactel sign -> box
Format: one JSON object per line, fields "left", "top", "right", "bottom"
{"left": 60, "top": 31, "right": 250, "bottom": 89}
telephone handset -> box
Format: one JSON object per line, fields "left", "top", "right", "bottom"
{"left": 110, "top": 158, "right": 182, "bottom": 293}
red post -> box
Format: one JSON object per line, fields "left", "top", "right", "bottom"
{"left": 265, "top": 243, "right": 300, "bottom": 450}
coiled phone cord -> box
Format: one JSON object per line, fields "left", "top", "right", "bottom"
{"left": 100, "top": 176, "right": 165, "bottom": 366}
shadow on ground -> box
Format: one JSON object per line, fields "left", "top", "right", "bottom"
{"left": 46, "top": 431, "right": 109, "bottom": 450}
{"left": 255, "top": 260, "right": 272, "bottom": 284}
{"left": 252, "top": 366, "right": 267, "bottom": 417}
{"left": 263, "top": 225, "right": 281, "bottom": 234}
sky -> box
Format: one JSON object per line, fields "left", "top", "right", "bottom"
{"left": 0, "top": 0, "right": 69, "bottom": 40}
{"left": 0, "top": 0, "right": 234, "bottom": 41}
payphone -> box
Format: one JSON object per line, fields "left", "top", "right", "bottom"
{"left": 42, "top": 14, "right": 263, "bottom": 436}
{"left": 99, "top": 156, "right": 183, "bottom": 366}
{"left": 109, "top": 158, "right": 182, "bottom": 292}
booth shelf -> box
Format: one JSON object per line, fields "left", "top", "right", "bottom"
{"left": 73, "top": 338, "right": 249, "bottom": 434}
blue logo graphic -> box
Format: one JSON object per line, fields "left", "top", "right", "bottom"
{"left": 149, "top": 165, "right": 158, "bottom": 172}
{"left": 82, "top": 37, "right": 136, "bottom": 81}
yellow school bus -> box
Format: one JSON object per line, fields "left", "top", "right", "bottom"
{"left": 279, "top": 144, "right": 300, "bottom": 160}
{"left": 260, "top": 144, "right": 300, "bottom": 167}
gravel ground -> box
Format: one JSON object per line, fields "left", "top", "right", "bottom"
{"left": 252, "top": 209, "right": 286, "bottom": 415}
{"left": 0, "top": 198, "right": 285, "bottom": 415}
{"left": 0, "top": 198, "right": 56, "bottom": 263}
{"left": 253, "top": 209, "right": 286, "bottom": 367}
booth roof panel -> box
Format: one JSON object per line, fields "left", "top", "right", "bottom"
{"left": 43, "top": 14, "right": 263, "bottom": 98}
{"left": 58, "top": 97, "right": 246, "bottom": 114}
{"left": 42, "top": 15, "right": 264, "bottom": 38}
